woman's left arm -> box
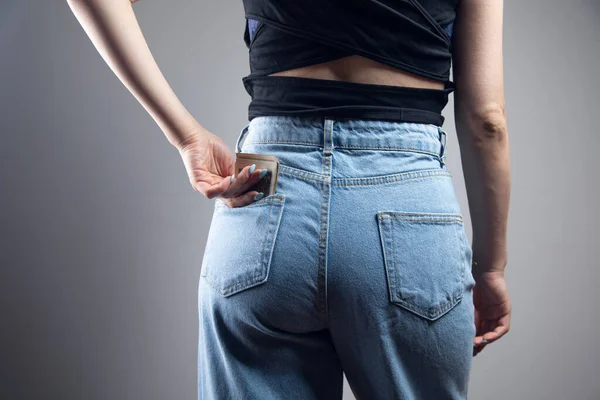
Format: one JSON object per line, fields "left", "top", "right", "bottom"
{"left": 66, "top": 0, "right": 204, "bottom": 149}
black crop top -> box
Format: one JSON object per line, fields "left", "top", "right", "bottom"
{"left": 241, "top": 0, "right": 459, "bottom": 126}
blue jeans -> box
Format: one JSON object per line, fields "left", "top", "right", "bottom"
{"left": 198, "top": 116, "right": 477, "bottom": 399}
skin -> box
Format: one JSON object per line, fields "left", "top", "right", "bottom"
{"left": 66, "top": 0, "right": 510, "bottom": 357}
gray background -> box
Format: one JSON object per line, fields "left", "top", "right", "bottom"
{"left": 1, "top": 1, "right": 599, "bottom": 399}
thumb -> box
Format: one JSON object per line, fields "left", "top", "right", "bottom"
{"left": 201, "top": 176, "right": 232, "bottom": 199}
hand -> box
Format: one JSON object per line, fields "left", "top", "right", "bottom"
{"left": 176, "top": 127, "right": 268, "bottom": 208}
{"left": 472, "top": 270, "right": 511, "bottom": 357}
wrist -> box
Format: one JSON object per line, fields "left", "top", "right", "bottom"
{"left": 472, "top": 259, "right": 506, "bottom": 280}
{"left": 173, "top": 125, "right": 211, "bottom": 152}
{"left": 175, "top": 132, "right": 200, "bottom": 152}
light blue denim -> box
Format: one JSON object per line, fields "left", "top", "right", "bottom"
{"left": 198, "top": 116, "right": 477, "bottom": 400}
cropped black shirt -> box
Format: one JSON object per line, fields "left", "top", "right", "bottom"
{"left": 241, "top": 0, "right": 459, "bottom": 126}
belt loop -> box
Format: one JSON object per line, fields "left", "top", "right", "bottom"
{"left": 236, "top": 123, "right": 250, "bottom": 153}
{"left": 323, "top": 118, "right": 334, "bottom": 155}
{"left": 438, "top": 126, "right": 447, "bottom": 165}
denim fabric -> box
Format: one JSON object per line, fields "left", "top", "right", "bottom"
{"left": 198, "top": 116, "right": 477, "bottom": 400}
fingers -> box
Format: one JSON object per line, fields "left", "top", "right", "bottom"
{"left": 220, "top": 190, "right": 264, "bottom": 208}
{"left": 191, "top": 163, "right": 269, "bottom": 206}
{"left": 472, "top": 315, "right": 511, "bottom": 357}
{"left": 481, "top": 315, "right": 511, "bottom": 343}
{"left": 474, "top": 308, "right": 485, "bottom": 344}
{"left": 200, "top": 176, "right": 231, "bottom": 200}
{"left": 220, "top": 163, "right": 268, "bottom": 199}
{"left": 202, "top": 163, "right": 269, "bottom": 208}
{"left": 473, "top": 318, "right": 489, "bottom": 356}
{"left": 473, "top": 343, "right": 485, "bottom": 357}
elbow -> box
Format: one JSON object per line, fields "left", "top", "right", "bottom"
{"left": 66, "top": 0, "right": 139, "bottom": 4}
{"left": 464, "top": 103, "right": 508, "bottom": 146}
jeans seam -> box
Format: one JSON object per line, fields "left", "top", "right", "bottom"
{"left": 244, "top": 139, "right": 320, "bottom": 146}
{"left": 383, "top": 218, "right": 462, "bottom": 223}
{"left": 317, "top": 119, "right": 333, "bottom": 323}
{"left": 336, "top": 145, "right": 439, "bottom": 156}
{"left": 332, "top": 169, "right": 451, "bottom": 187}
{"left": 245, "top": 140, "right": 439, "bottom": 157}
{"left": 277, "top": 165, "right": 452, "bottom": 186}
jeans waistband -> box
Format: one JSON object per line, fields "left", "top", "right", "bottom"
{"left": 236, "top": 115, "right": 447, "bottom": 163}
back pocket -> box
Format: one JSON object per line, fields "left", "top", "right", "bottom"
{"left": 376, "top": 211, "right": 467, "bottom": 321}
{"left": 201, "top": 194, "right": 286, "bottom": 297}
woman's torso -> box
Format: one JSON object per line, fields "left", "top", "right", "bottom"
{"left": 266, "top": 18, "right": 454, "bottom": 90}
{"left": 242, "top": 1, "right": 457, "bottom": 125}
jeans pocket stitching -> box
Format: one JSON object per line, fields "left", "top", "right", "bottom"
{"left": 201, "top": 194, "right": 286, "bottom": 297}
{"left": 377, "top": 211, "right": 466, "bottom": 321}
{"left": 215, "top": 194, "right": 285, "bottom": 209}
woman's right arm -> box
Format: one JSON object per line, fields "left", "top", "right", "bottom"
{"left": 452, "top": 0, "right": 511, "bottom": 354}
{"left": 65, "top": 0, "right": 200, "bottom": 148}
{"left": 65, "top": 0, "right": 268, "bottom": 207}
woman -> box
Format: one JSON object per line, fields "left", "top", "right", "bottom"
{"left": 67, "top": 0, "right": 511, "bottom": 399}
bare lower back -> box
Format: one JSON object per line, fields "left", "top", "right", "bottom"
{"left": 268, "top": 54, "right": 446, "bottom": 90}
